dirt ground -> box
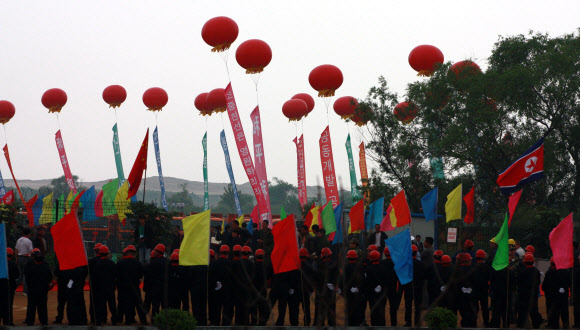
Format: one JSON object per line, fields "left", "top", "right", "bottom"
{"left": 11, "top": 290, "right": 561, "bottom": 327}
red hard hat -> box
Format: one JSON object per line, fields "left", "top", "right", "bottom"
{"left": 99, "top": 245, "right": 110, "bottom": 255}
{"left": 321, "top": 247, "right": 332, "bottom": 257}
{"left": 126, "top": 245, "right": 136, "bottom": 252}
{"left": 347, "top": 250, "right": 358, "bottom": 259}
{"left": 476, "top": 249, "right": 486, "bottom": 258}
{"left": 6, "top": 247, "right": 14, "bottom": 256}
{"left": 441, "top": 255, "right": 451, "bottom": 264}
{"left": 412, "top": 244, "right": 418, "bottom": 252}
{"left": 220, "top": 245, "right": 230, "bottom": 253}
{"left": 170, "top": 252, "right": 179, "bottom": 261}
{"left": 525, "top": 245, "right": 535, "bottom": 254}
{"left": 369, "top": 250, "right": 380, "bottom": 261}
{"left": 154, "top": 244, "right": 166, "bottom": 253}
{"left": 242, "top": 246, "right": 252, "bottom": 253}
{"left": 255, "top": 249, "right": 265, "bottom": 256}
{"left": 233, "top": 245, "right": 242, "bottom": 252}
{"left": 367, "top": 244, "right": 378, "bottom": 251}
{"left": 383, "top": 246, "right": 390, "bottom": 256}
{"left": 94, "top": 243, "right": 103, "bottom": 251}
{"left": 459, "top": 252, "right": 472, "bottom": 265}
{"left": 150, "top": 250, "right": 156, "bottom": 257}
{"left": 173, "top": 249, "right": 180, "bottom": 254}
{"left": 524, "top": 253, "right": 535, "bottom": 264}
{"left": 122, "top": 247, "right": 128, "bottom": 253}
{"left": 299, "top": 248, "right": 309, "bottom": 257}
{"left": 434, "top": 250, "right": 444, "bottom": 257}
{"left": 209, "top": 249, "right": 216, "bottom": 257}
{"left": 464, "top": 239, "right": 474, "bottom": 248}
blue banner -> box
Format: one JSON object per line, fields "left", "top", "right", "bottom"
{"left": 80, "top": 185, "right": 96, "bottom": 221}
{"left": 220, "top": 130, "right": 243, "bottom": 216}
{"left": 0, "top": 223, "right": 7, "bottom": 279}
{"left": 32, "top": 195, "right": 44, "bottom": 226}
{"left": 0, "top": 168, "right": 6, "bottom": 198}
{"left": 153, "top": 126, "right": 168, "bottom": 211}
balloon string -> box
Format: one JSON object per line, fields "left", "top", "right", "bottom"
{"left": 56, "top": 114, "right": 61, "bottom": 131}
{"left": 220, "top": 113, "right": 225, "bottom": 130}
{"left": 114, "top": 109, "right": 118, "bottom": 125}
{"left": 224, "top": 57, "right": 231, "bottom": 82}
{"left": 295, "top": 122, "right": 298, "bottom": 141}
{"left": 205, "top": 116, "right": 208, "bottom": 132}
{"left": 3, "top": 125, "right": 7, "bottom": 146}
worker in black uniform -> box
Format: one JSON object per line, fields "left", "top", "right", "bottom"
{"left": 543, "top": 256, "right": 571, "bottom": 328}
{"left": 473, "top": 249, "right": 491, "bottom": 327}
{"left": 366, "top": 250, "right": 387, "bottom": 326}
{"left": 189, "top": 261, "right": 208, "bottom": 325}
{"left": 343, "top": 250, "right": 364, "bottom": 326}
{"left": 517, "top": 253, "right": 542, "bottom": 328}
{"left": 116, "top": 245, "right": 147, "bottom": 325}
{"left": 426, "top": 249, "right": 444, "bottom": 307}
{"left": 93, "top": 245, "right": 118, "bottom": 326}
{"left": 209, "top": 245, "right": 234, "bottom": 326}
{"left": 88, "top": 242, "right": 102, "bottom": 324}
{"left": 437, "top": 255, "right": 456, "bottom": 311}
{"left": 381, "top": 246, "right": 401, "bottom": 326}
{"left": 116, "top": 247, "right": 129, "bottom": 324}
{"left": 456, "top": 253, "right": 477, "bottom": 327}
{"left": 149, "top": 244, "right": 168, "bottom": 320}
{"left": 142, "top": 250, "right": 155, "bottom": 314}
{"left": 0, "top": 247, "right": 19, "bottom": 326}
{"left": 490, "top": 266, "right": 509, "bottom": 328}
{"left": 401, "top": 244, "right": 426, "bottom": 327}
{"left": 207, "top": 249, "right": 219, "bottom": 325}
{"left": 24, "top": 248, "right": 52, "bottom": 326}
{"left": 66, "top": 265, "right": 88, "bottom": 325}
{"left": 239, "top": 246, "right": 255, "bottom": 325}
{"left": 314, "top": 247, "right": 338, "bottom": 326}
{"left": 229, "top": 244, "right": 247, "bottom": 325}
{"left": 168, "top": 252, "right": 187, "bottom": 309}
{"left": 53, "top": 257, "right": 70, "bottom": 324}
{"left": 298, "top": 247, "right": 316, "bottom": 326}
{"left": 271, "top": 267, "right": 301, "bottom": 326}
{"left": 250, "top": 248, "right": 269, "bottom": 326}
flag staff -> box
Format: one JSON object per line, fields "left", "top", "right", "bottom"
{"left": 142, "top": 168, "right": 147, "bottom": 202}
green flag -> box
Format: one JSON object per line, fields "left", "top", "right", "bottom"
{"left": 345, "top": 134, "right": 361, "bottom": 202}
{"left": 112, "top": 124, "right": 126, "bottom": 186}
{"left": 102, "top": 179, "right": 119, "bottom": 216}
{"left": 202, "top": 133, "right": 209, "bottom": 211}
{"left": 56, "top": 194, "right": 65, "bottom": 221}
{"left": 492, "top": 214, "right": 509, "bottom": 271}
{"left": 321, "top": 202, "right": 337, "bottom": 234}
{"left": 280, "top": 205, "right": 286, "bottom": 220}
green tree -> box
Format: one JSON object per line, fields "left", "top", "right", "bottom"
{"left": 128, "top": 201, "right": 174, "bottom": 247}
{"left": 166, "top": 183, "right": 202, "bottom": 214}
{"left": 268, "top": 178, "right": 302, "bottom": 218}
{"left": 214, "top": 184, "right": 254, "bottom": 214}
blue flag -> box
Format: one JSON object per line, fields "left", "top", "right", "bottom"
{"left": 0, "top": 223, "right": 7, "bottom": 279}
{"left": 421, "top": 187, "right": 438, "bottom": 222}
{"left": 220, "top": 130, "right": 243, "bottom": 216}
{"left": 385, "top": 228, "right": 413, "bottom": 285}
{"left": 332, "top": 203, "right": 343, "bottom": 245}
{"left": 80, "top": 186, "right": 96, "bottom": 221}
{"left": 368, "top": 197, "right": 384, "bottom": 229}
{"left": 153, "top": 126, "right": 168, "bottom": 211}
{"left": 32, "top": 195, "right": 44, "bottom": 226}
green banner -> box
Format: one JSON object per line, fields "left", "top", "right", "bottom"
{"left": 112, "top": 124, "right": 125, "bottom": 187}
{"left": 202, "top": 132, "right": 209, "bottom": 211}
{"left": 346, "top": 134, "right": 361, "bottom": 202}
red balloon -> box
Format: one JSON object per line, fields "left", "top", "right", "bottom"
{"left": 291, "top": 93, "right": 315, "bottom": 116}
{"left": 394, "top": 102, "right": 418, "bottom": 124}
{"left": 0, "top": 100, "right": 15, "bottom": 124}
{"left": 408, "top": 45, "right": 444, "bottom": 77}
{"left": 41, "top": 88, "right": 67, "bottom": 113}
{"left": 202, "top": 16, "right": 239, "bottom": 52}
{"left": 102, "top": 85, "right": 127, "bottom": 108}
{"left": 450, "top": 60, "right": 481, "bottom": 79}
{"left": 351, "top": 106, "right": 373, "bottom": 127}
{"left": 206, "top": 88, "right": 227, "bottom": 113}
{"left": 282, "top": 99, "right": 308, "bottom": 122}
{"left": 195, "top": 92, "right": 213, "bottom": 116}
{"left": 333, "top": 96, "right": 358, "bottom": 120}
{"left": 308, "top": 65, "right": 343, "bottom": 97}
{"left": 235, "top": 39, "right": 272, "bottom": 74}
{"left": 143, "top": 87, "right": 168, "bottom": 112}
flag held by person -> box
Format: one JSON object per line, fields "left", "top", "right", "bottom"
{"left": 445, "top": 184, "right": 462, "bottom": 222}
{"left": 492, "top": 214, "right": 509, "bottom": 271}
{"left": 385, "top": 228, "right": 413, "bottom": 285}
{"left": 549, "top": 213, "right": 574, "bottom": 270}
{"left": 271, "top": 214, "right": 301, "bottom": 274}
{"left": 421, "top": 187, "right": 438, "bottom": 222}
{"left": 127, "top": 129, "right": 149, "bottom": 199}
{"left": 349, "top": 198, "right": 365, "bottom": 233}
{"left": 463, "top": 186, "right": 475, "bottom": 224}
{"left": 180, "top": 209, "right": 211, "bottom": 266}
{"left": 321, "top": 201, "right": 337, "bottom": 234}
{"left": 497, "top": 138, "right": 544, "bottom": 195}
{"left": 52, "top": 212, "right": 88, "bottom": 270}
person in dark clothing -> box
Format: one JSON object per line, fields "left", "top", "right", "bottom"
{"left": 314, "top": 247, "right": 338, "bottom": 326}
{"left": 230, "top": 245, "right": 249, "bottom": 326}
{"left": 381, "top": 246, "right": 401, "bottom": 326}
{"left": 490, "top": 267, "right": 509, "bottom": 328}
{"left": 516, "top": 253, "right": 542, "bottom": 328}
{"left": 401, "top": 244, "right": 426, "bottom": 327}
{"left": 168, "top": 252, "right": 188, "bottom": 310}
{"left": 66, "top": 265, "right": 88, "bottom": 325}
{"left": 207, "top": 249, "right": 220, "bottom": 326}
{"left": 543, "top": 257, "right": 571, "bottom": 329}
{"left": 133, "top": 216, "right": 154, "bottom": 264}
{"left": 366, "top": 224, "right": 388, "bottom": 253}
{"left": 250, "top": 248, "right": 270, "bottom": 326}
{"left": 437, "top": 255, "right": 456, "bottom": 311}
{"left": 257, "top": 220, "right": 274, "bottom": 264}
{"left": 343, "top": 250, "right": 365, "bottom": 326}
{"left": 473, "top": 249, "right": 491, "bottom": 327}
{"left": 426, "top": 249, "right": 444, "bottom": 306}
{"left": 366, "top": 250, "right": 387, "bottom": 326}
{"left": 116, "top": 245, "right": 147, "bottom": 325}
{"left": 188, "top": 265, "right": 208, "bottom": 326}
{"left": 53, "top": 258, "right": 70, "bottom": 324}
{"left": 88, "top": 243, "right": 103, "bottom": 324}
{"left": 312, "top": 228, "right": 330, "bottom": 257}
{"left": 208, "top": 245, "right": 234, "bottom": 326}
{"left": 148, "top": 244, "right": 169, "bottom": 320}
{"left": 456, "top": 253, "right": 477, "bottom": 328}
{"left": 142, "top": 251, "right": 155, "bottom": 314}
{"left": 0, "top": 248, "right": 19, "bottom": 326}
{"left": 93, "top": 245, "right": 118, "bottom": 326}
{"left": 24, "top": 248, "right": 52, "bottom": 326}
{"left": 299, "top": 248, "right": 316, "bottom": 326}
{"left": 452, "top": 239, "right": 476, "bottom": 263}
{"left": 272, "top": 269, "right": 302, "bottom": 326}
{"left": 32, "top": 227, "right": 47, "bottom": 256}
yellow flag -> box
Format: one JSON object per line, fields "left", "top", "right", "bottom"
{"left": 309, "top": 206, "right": 321, "bottom": 233}
{"left": 39, "top": 193, "right": 54, "bottom": 224}
{"left": 237, "top": 215, "right": 244, "bottom": 227}
{"left": 115, "top": 181, "right": 131, "bottom": 222}
{"left": 445, "top": 184, "right": 462, "bottom": 222}
{"left": 388, "top": 203, "right": 397, "bottom": 228}
{"left": 65, "top": 190, "right": 74, "bottom": 213}
{"left": 180, "top": 209, "right": 211, "bottom": 266}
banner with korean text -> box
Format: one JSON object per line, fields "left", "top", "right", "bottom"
{"left": 294, "top": 135, "right": 307, "bottom": 207}
{"left": 55, "top": 130, "right": 77, "bottom": 194}
{"left": 251, "top": 107, "right": 272, "bottom": 222}
{"left": 319, "top": 126, "right": 339, "bottom": 208}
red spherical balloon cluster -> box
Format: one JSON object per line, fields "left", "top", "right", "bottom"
{"left": 42, "top": 88, "right": 68, "bottom": 113}
{"left": 450, "top": 60, "right": 481, "bottom": 79}
{"left": 143, "top": 87, "right": 168, "bottom": 112}
{"left": 309, "top": 64, "right": 343, "bottom": 97}
{"left": 202, "top": 16, "right": 239, "bottom": 52}
{"left": 333, "top": 96, "right": 358, "bottom": 120}
{"left": 195, "top": 92, "right": 213, "bottom": 116}
{"left": 206, "top": 88, "right": 227, "bottom": 113}
{"left": 352, "top": 106, "right": 373, "bottom": 127}
{"left": 282, "top": 99, "right": 309, "bottom": 122}
{"left": 103, "top": 85, "right": 127, "bottom": 108}
{"left": 394, "top": 102, "right": 418, "bottom": 124}
{"left": 0, "top": 100, "right": 15, "bottom": 124}
{"left": 291, "top": 93, "right": 315, "bottom": 117}
{"left": 408, "top": 45, "right": 444, "bottom": 77}
{"left": 235, "top": 39, "right": 272, "bottom": 74}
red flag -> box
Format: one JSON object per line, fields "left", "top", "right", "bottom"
{"left": 303, "top": 204, "right": 316, "bottom": 229}
{"left": 349, "top": 199, "right": 365, "bottom": 232}
{"left": 3, "top": 144, "right": 25, "bottom": 203}
{"left": 250, "top": 205, "right": 260, "bottom": 230}
{"left": 549, "top": 213, "right": 574, "bottom": 270}
{"left": 2, "top": 190, "right": 14, "bottom": 205}
{"left": 25, "top": 195, "right": 38, "bottom": 227}
{"left": 271, "top": 214, "right": 301, "bottom": 274}
{"left": 380, "top": 204, "right": 396, "bottom": 231}
{"left": 94, "top": 189, "right": 104, "bottom": 217}
{"left": 463, "top": 186, "right": 475, "bottom": 224}
{"left": 52, "top": 212, "right": 88, "bottom": 270}
{"left": 391, "top": 190, "right": 412, "bottom": 227}
{"left": 497, "top": 138, "right": 544, "bottom": 195}
{"left": 508, "top": 189, "right": 522, "bottom": 227}
{"left": 127, "top": 129, "right": 149, "bottom": 199}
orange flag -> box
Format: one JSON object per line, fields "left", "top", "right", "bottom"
{"left": 391, "top": 189, "right": 412, "bottom": 227}
{"left": 127, "top": 129, "right": 149, "bottom": 199}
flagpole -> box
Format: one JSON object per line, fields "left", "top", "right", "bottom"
{"left": 142, "top": 168, "right": 147, "bottom": 202}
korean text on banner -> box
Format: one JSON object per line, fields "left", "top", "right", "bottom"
{"left": 319, "top": 126, "right": 340, "bottom": 208}
{"left": 153, "top": 126, "right": 168, "bottom": 211}
{"left": 251, "top": 107, "right": 272, "bottom": 222}
{"left": 293, "top": 135, "right": 307, "bottom": 207}
{"left": 55, "top": 130, "right": 77, "bottom": 194}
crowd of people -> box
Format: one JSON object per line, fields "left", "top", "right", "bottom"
{"left": 1, "top": 220, "right": 580, "bottom": 328}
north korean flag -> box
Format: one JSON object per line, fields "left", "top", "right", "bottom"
{"left": 497, "top": 138, "right": 544, "bottom": 195}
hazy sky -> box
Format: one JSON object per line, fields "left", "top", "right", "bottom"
{"left": 0, "top": 1, "right": 578, "bottom": 189}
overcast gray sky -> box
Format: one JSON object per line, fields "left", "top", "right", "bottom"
{"left": 0, "top": 1, "right": 578, "bottom": 189}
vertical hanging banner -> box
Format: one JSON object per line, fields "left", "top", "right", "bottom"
{"left": 359, "top": 142, "right": 369, "bottom": 200}
{"left": 202, "top": 132, "right": 209, "bottom": 211}
{"left": 346, "top": 134, "right": 361, "bottom": 202}
{"left": 319, "top": 126, "right": 340, "bottom": 208}
{"left": 0, "top": 169, "right": 6, "bottom": 198}
{"left": 220, "top": 130, "right": 243, "bottom": 216}
{"left": 55, "top": 131, "right": 77, "bottom": 194}
{"left": 3, "top": 145, "right": 26, "bottom": 202}
{"left": 250, "top": 107, "right": 272, "bottom": 222}
{"left": 153, "top": 126, "right": 168, "bottom": 211}
{"left": 112, "top": 124, "right": 126, "bottom": 186}
{"left": 293, "top": 135, "right": 307, "bottom": 207}
{"left": 224, "top": 84, "right": 268, "bottom": 221}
